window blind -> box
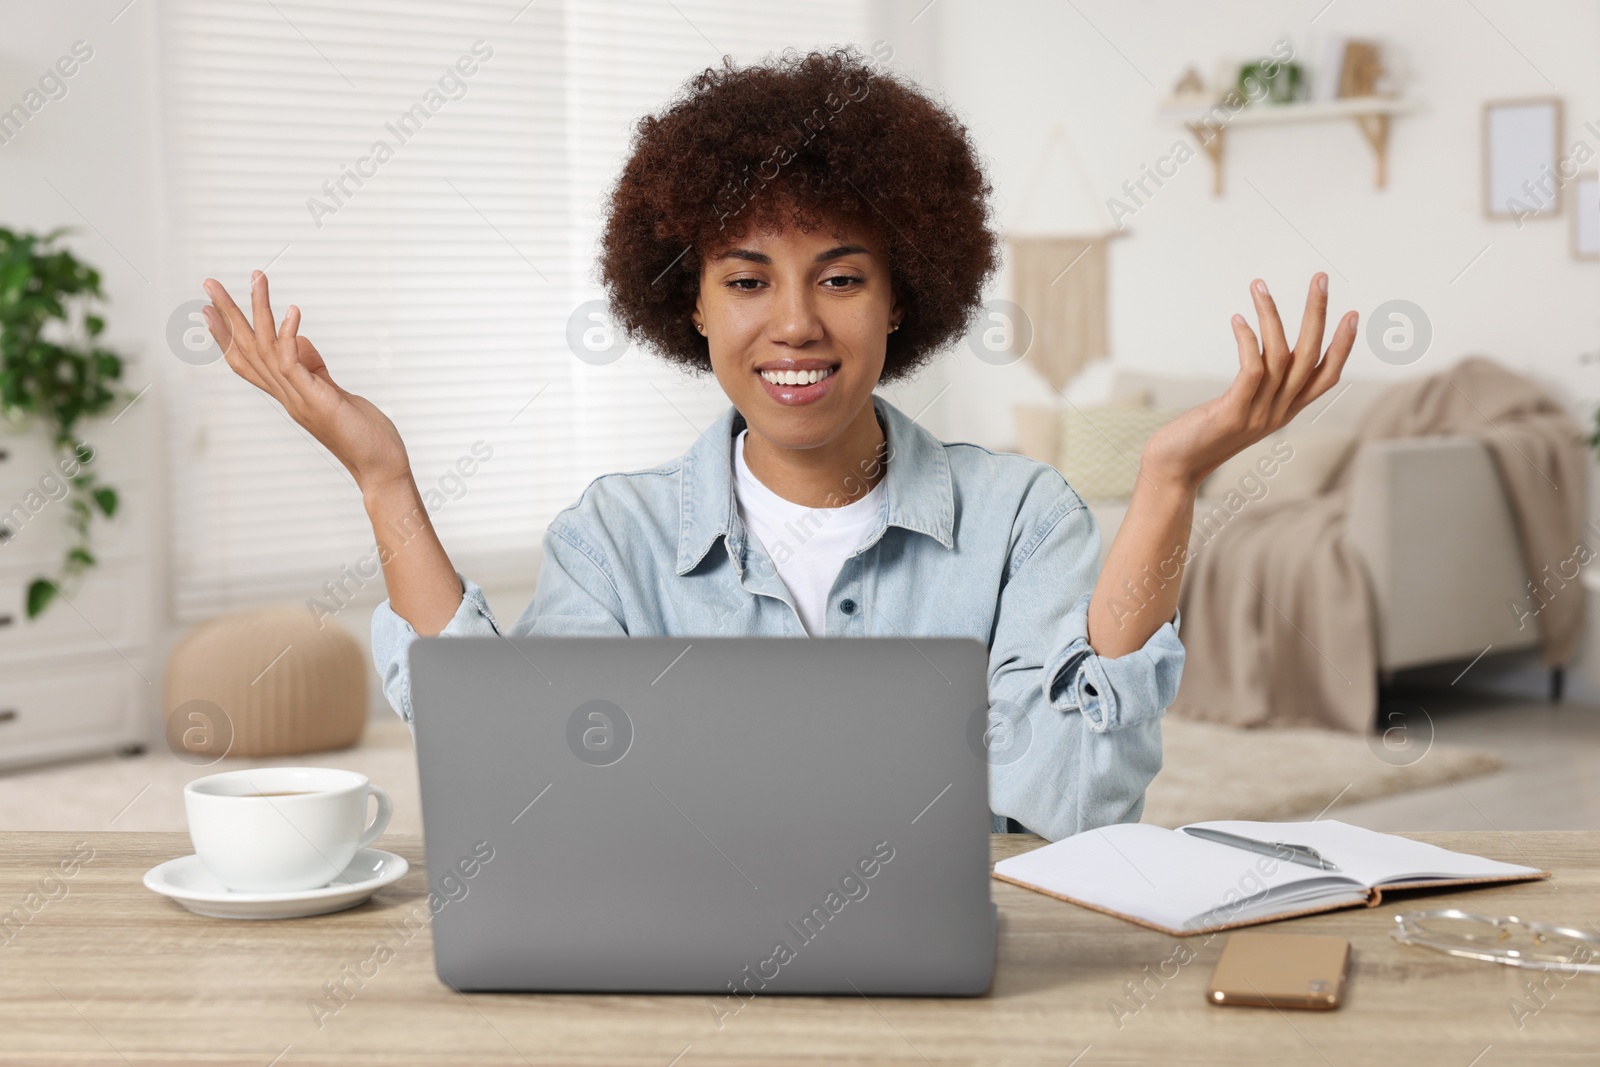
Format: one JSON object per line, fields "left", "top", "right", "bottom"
{"left": 159, "top": 0, "right": 868, "bottom": 621}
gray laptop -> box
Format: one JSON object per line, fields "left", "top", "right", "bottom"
{"left": 408, "top": 635, "right": 997, "bottom": 995}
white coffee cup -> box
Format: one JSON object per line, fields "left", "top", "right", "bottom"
{"left": 184, "top": 767, "right": 392, "bottom": 893}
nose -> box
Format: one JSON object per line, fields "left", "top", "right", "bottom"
{"left": 767, "top": 277, "right": 825, "bottom": 347}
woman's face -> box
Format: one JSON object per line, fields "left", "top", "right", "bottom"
{"left": 694, "top": 216, "right": 900, "bottom": 453}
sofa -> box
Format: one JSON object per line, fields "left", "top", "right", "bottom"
{"left": 1012, "top": 369, "right": 1544, "bottom": 686}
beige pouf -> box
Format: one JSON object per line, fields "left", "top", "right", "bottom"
{"left": 165, "top": 607, "right": 368, "bottom": 759}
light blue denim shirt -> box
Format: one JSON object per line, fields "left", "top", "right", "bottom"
{"left": 372, "top": 393, "right": 1185, "bottom": 841}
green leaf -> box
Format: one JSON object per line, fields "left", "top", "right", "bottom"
{"left": 0, "top": 227, "right": 125, "bottom": 562}
{"left": 26, "top": 578, "right": 56, "bottom": 618}
{"left": 68, "top": 547, "right": 95, "bottom": 567}
{"left": 2, "top": 262, "right": 28, "bottom": 296}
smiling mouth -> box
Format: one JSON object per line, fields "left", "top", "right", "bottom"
{"left": 757, "top": 366, "right": 835, "bottom": 386}
{"left": 754, "top": 363, "right": 839, "bottom": 407}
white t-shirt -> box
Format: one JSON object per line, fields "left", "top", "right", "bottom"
{"left": 732, "top": 428, "right": 885, "bottom": 636}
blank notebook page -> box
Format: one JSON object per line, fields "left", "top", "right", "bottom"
{"left": 993, "top": 823, "right": 1359, "bottom": 932}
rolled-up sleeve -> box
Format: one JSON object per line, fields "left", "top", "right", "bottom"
{"left": 370, "top": 519, "right": 628, "bottom": 724}
{"left": 1043, "top": 590, "right": 1184, "bottom": 733}
{"left": 986, "top": 490, "right": 1186, "bottom": 841}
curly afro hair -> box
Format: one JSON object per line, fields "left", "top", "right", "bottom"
{"left": 598, "top": 45, "right": 1000, "bottom": 384}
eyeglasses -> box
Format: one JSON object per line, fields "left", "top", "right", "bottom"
{"left": 1391, "top": 909, "right": 1600, "bottom": 973}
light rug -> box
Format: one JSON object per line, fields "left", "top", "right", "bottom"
{"left": 0, "top": 716, "right": 428, "bottom": 835}
{"left": 1141, "top": 716, "right": 1504, "bottom": 828}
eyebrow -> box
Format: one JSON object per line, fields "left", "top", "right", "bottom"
{"left": 713, "top": 243, "right": 871, "bottom": 265}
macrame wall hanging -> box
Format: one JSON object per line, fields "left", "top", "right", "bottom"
{"left": 1006, "top": 123, "right": 1124, "bottom": 392}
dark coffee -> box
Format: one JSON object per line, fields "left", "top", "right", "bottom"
{"left": 241, "top": 790, "right": 317, "bottom": 797}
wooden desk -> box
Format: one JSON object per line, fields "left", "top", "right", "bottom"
{"left": 2, "top": 831, "right": 1596, "bottom": 1065}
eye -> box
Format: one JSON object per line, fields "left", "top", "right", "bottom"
{"left": 821, "top": 274, "right": 865, "bottom": 289}
{"left": 725, "top": 277, "right": 763, "bottom": 291}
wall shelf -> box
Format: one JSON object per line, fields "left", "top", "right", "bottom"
{"left": 1157, "top": 96, "right": 1417, "bottom": 194}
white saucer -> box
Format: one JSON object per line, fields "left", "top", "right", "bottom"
{"left": 143, "top": 848, "right": 409, "bottom": 920}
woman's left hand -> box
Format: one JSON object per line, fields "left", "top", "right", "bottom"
{"left": 1140, "top": 273, "right": 1356, "bottom": 491}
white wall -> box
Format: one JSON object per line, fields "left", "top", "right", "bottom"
{"left": 906, "top": 0, "right": 1598, "bottom": 448}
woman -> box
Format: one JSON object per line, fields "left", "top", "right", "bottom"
{"left": 199, "top": 48, "right": 1355, "bottom": 841}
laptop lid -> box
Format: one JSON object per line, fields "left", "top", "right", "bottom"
{"left": 408, "top": 635, "right": 996, "bottom": 995}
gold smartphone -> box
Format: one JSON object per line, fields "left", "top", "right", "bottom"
{"left": 1205, "top": 932, "right": 1350, "bottom": 1009}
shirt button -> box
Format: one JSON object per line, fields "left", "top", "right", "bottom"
{"left": 839, "top": 598, "right": 857, "bottom": 615}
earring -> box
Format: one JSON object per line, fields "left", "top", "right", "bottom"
{"left": 890, "top": 322, "right": 900, "bottom": 332}
{"left": 695, "top": 322, "right": 705, "bottom": 334}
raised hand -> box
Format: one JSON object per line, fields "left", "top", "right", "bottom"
{"left": 201, "top": 271, "right": 411, "bottom": 493}
{"left": 1140, "top": 273, "right": 1356, "bottom": 490}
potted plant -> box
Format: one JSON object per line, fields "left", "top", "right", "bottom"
{"left": 0, "top": 226, "right": 131, "bottom": 618}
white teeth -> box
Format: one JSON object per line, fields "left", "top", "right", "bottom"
{"left": 760, "top": 367, "right": 833, "bottom": 386}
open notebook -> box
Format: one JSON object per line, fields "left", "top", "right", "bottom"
{"left": 992, "top": 819, "right": 1550, "bottom": 937}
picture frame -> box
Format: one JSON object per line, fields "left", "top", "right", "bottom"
{"left": 1482, "top": 98, "right": 1563, "bottom": 220}
{"left": 1573, "top": 171, "right": 1599, "bottom": 261}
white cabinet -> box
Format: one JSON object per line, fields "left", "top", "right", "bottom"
{"left": 0, "top": 430, "right": 153, "bottom": 771}
{"left": 0, "top": 659, "right": 145, "bottom": 769}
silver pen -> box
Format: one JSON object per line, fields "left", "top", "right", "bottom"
{"left": 1182, "top": 826, "right": 1341, "bottom": 871}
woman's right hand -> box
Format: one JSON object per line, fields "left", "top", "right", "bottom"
{"left": 202, "top": 271, "right": 411, "bottom": 493}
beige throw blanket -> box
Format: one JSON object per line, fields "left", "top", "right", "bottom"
{"left": 1169, "top": 357, "right": 1587, "bottom": 732}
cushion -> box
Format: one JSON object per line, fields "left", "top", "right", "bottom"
{"left": 1057, "top": 406, "right": 1184, "bottom": 500}
{"left": 1200, "top": 428, "right": 1357, "bottom": 501}
{"left": 1012, "top": 384, "right": 1153, "bottom": 467}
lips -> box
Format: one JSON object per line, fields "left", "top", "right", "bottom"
{"left": 758, "top": 365, "right": 834, "bottom": 386}
{"left": 755, "top": 364, "right": 837, "bottom": 406}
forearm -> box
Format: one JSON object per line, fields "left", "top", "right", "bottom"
{"left": 362, "top": 474, "right": 465, "bottom": 636}
{"left": 1087, "top": 474, "right": 1195, "bottom": 657}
